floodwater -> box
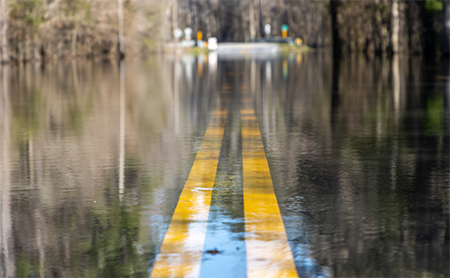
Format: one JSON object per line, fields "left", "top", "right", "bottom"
{"left": 0, "top": 51, "right": 448, "bottom": 278}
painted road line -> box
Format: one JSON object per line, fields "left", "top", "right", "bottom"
{"left": 150, "top": 110, "right": 227, "bottom": 278}
{"left": 241, "top": 108, "right": 298, "bottom": 278}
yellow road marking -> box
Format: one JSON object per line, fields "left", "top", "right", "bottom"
{"left": 150, "top": 110, "right": 227, "bottom": 278}
{"left": 241, "top": 108, "right": 298, "bottom": 278}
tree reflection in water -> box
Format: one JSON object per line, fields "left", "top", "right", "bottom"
{"left": 0, "top": 53, "right": 448, "bottom": 277}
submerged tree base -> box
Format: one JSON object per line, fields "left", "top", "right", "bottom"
{"left": 1, "top": 0, "right": 165, "bottom": 64}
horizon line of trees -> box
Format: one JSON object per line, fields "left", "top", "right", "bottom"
{"left": 174, "top": 0, "right": 450, "bottom": 55}
{"left": 0, "top": 0, "right": 165, "bottom": 64}
{"left": 2, "top": 0, "right": 450, "bottom": 63}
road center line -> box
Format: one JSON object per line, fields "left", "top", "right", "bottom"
{"left": 150, "top": 110, "right": 227, "bottom": 278}
{"left": 241, "top": 108, "right": 298, "bottom": 278}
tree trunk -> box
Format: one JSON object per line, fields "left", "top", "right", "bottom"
{"left": 117, "top": 0, "right": 125, "bottom": 57}
{"left": 330, "top": 0, "right": 341, "bottom": 55}
{"left": 172, "top": 0, "right": 178, "bottom": 42}
{"left": 0, "top": 0, "right": 2, "bottom": 63}
{"left": 33, "top": 37, "right": 40, "bottom": 61}
{"left": 0, "top": 0, "right": 8, "bottom": 63}
{"left": 443, "top": 0, "right": 450, "bottom": 55}
{"left": 72, "top": 29, "right": 77, "bottom": 57}
{"left": 391, "top": 0, "right": 400, "bottom": 53}
{"left": 249, "top": 0, "right": 256, "bottom": 40}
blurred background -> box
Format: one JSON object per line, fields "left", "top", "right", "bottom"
{"left": 1, "top": 0, "right": 450, "bottom": 62}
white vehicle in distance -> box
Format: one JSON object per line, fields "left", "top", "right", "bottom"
{"left": 207, "top": 37, "right": 218, "bottom": 51}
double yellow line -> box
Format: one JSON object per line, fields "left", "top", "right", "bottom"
{"left": 151, "top": 108, "right": 298, "bottom": 278}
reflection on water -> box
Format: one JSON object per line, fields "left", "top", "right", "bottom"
{"left": 0, "top": 52, "right": 448, "bottom": 277}
{"left": 257, "top": 53, "right": 449, "bottom": 277}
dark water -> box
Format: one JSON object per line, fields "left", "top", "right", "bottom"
{"left": 0, "top": 52, "right": 448, "bottom": 278}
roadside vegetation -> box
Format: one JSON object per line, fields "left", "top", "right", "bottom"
{"left": 0, "top": 0, "right": 164, "bottom": 63}
{"left": 1, "top": 0, "right": 450, "bottom": 63}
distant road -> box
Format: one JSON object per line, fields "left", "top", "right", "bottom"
{"left": 216, "top": 43, "right": 280, "bottom": 54}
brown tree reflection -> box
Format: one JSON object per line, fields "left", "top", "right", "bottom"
{"left": 0, "top": 52, "right": 448, "bottom": 277}
{"left": 2, "top": 56, "right": 218, "bottom": 277}
{"left": 0, "top": 65, "right": 15, "bottom": 278}
{"left": 252, "top": 52, "right": 449, "bottom": 277}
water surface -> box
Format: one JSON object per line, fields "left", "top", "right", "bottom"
{"left": 0, "top": 52, "right": 448, "bottom": 277}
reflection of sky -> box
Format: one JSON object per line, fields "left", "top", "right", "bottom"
{"left": 200, "top": 94, "right": 247, "bottom": 277}
{"left": 291, "top": 241, "right": 331, "bottom": 278}
{"left": 200, "top": 211, "right": 246, "bottom": 278}
{"left": 4, "top": 52, "right": 448, "bottom": 278}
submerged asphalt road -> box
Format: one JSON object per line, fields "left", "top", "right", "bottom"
{"left": 150, "top": 87, "right": 299, "bottom": 278}
{"left": 1, "top": 52, "right": 448, "bottom": 278}
{"left": 217, "top": 43, "right": 280, "bottom": 55}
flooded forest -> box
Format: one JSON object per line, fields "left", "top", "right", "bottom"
{"left": 1, "top": 0, "right": 450, "bottom": 62}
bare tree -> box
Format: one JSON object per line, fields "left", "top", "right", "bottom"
{"left": 0, "top": 0, "right": 8, "bottom": 63}
{"left": 249, "top": 0, "right": 256, "bottom": 40}
{"left": 391, "top": 0, "right": 400, "bottom": 53}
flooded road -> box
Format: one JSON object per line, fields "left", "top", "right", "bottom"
{"left": 0, "top": 52, "right": 448, "bottom": 277}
